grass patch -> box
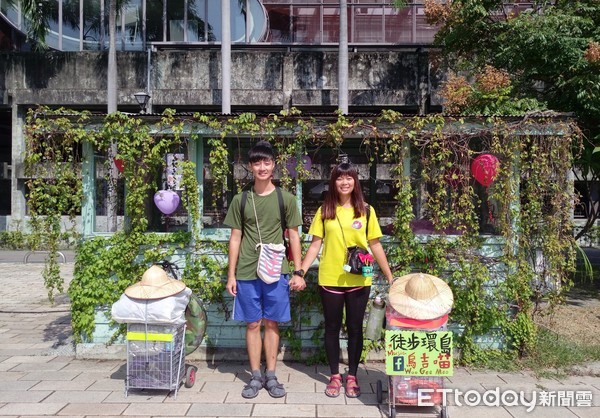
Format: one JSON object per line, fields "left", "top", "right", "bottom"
{"left": 519, "top": 327, "right": 600, "bottom": 377}
{"left": 460, "top": 327, "right": 600, "bottom": 377}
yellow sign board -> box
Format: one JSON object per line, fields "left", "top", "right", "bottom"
{"left": 385, "top": 330, "right": 453, "bottom": 376}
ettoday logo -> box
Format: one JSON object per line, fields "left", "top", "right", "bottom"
{"left": 417, "top": 388, "right": 593, "bottom": 412}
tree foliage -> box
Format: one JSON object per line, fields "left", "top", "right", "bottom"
{"left": 429, "top": 0, "right": 600, "bottom": 239}
{"left": 6, "top": 0, "right": 52, "bottom": 48}
{"left": 429, "top": 0, "right": 600, "bottom": 132}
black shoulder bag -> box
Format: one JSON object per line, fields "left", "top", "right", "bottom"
{"left": 322, "top": 205, "right": 371, "bottom": 275}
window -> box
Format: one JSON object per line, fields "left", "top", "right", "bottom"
{"left": 574, "top": 181, "right": 600, "bottom": 219}
{"left": 93, "top": 145, "right": 189, "bottom": 233}
{"left": 409, "top": 142, "right": 501, "bottom": 236}
{"left": 302, "top": 141, "right": 396, "bottom": 233}
{"left": 202, "top": 138, "right": 297, "bottom": 229}
{"left": 88, "top": 135, "right": 503, "bottom": 237}
{"left": 93, "top": 152, "right": 126, "bottom": 232}
{"left": 202, "top": 138, "right": 396, "bottom": 234}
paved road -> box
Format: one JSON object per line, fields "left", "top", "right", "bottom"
{"left": 0, "top": 260, "right": 598, "bottom": 416}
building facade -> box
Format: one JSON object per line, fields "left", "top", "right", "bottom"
{"left": 1, "top": 2, "right": 573, "bottom": 360}
{"left": 0, "top": 1, "right": 454, "bottom": 231}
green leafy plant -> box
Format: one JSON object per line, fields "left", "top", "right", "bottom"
{"left": 24, "top": 107, "right": 580, "bottom": 364}
{"left": 430, "top": 0, "right": 600, "bottom": 239}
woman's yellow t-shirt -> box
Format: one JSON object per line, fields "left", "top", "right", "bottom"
{"left": 308, "top": 205, "right": 383, "bottom": 287}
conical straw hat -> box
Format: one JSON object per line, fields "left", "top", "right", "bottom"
{"left": 124, "top": 265, "right": 186, "bottom": 300}
{"left": 388, "top": 273, "right": 453, "bottom": 320}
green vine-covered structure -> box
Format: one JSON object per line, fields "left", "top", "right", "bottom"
{"left": 24, "top": 107, "right": 579, "bottom": 364}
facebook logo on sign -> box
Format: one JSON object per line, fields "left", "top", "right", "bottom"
{"left": 392, "top": 356, "right": 405, "bottom": 372}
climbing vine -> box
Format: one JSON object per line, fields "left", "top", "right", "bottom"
{"left": 23, "top": 107, "right": 580, "bottom": 362}
{"left": 24, "top": 108, "right": 88, "bottom": 301}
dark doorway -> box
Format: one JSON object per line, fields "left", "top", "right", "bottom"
{"left": 0, "top": 108, "right": 11, "bottom": 216}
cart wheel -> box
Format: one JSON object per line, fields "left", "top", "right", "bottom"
{"left": 184, "top": 365, "right": 197, "bottom": 388}
{"left": 440, "top": 406, "right": 449, "bottom": 418}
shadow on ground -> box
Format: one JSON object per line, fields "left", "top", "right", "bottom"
{"left": 43, "top": 313, "right": 74, "bottom": 354}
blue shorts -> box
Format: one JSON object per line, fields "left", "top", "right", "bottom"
{"left": 233, "top": 275, "right": 291, "bottom": 323}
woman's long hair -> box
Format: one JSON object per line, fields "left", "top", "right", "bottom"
{"left": 321, "top": 163, "right": 367, "bottom": 220}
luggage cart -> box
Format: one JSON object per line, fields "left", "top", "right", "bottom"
{"left": 382, "top": 374, "right": 448, "bottom": 418}
{"left": 376, "top": 306, "right": 451, "bottom": 418}
{"left": 125, "top": 322, "right": 197, "bottom": 398}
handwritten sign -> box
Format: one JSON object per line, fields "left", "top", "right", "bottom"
{"left": 385, "top": 330, "right": 453, "bottom": 376}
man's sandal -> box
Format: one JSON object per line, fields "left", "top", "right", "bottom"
{"left": 345, "top": 375, "right": 361, "bottom": 398}
{"left": 264, "top": 375, "right": 286, "bottom": 398}
{"left": 241, "top": 375, "right": 263, "bottom": 399}
{"left": 325, "top": 374, "right": 343, "bottom": 398}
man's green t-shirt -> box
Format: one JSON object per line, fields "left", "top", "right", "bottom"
{"left": 224, "top": 188, "right": 302, "bottom": 280}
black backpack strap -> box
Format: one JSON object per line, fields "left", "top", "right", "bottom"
{"left": 276, "top": 187, "right": 288, "bottom": 250}
{"left": 240, "top": 190, "right": 248, "bottom": 237}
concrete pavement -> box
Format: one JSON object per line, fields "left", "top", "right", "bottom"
{"left": 0, "top": 259, "right": 599, "bottom": 417}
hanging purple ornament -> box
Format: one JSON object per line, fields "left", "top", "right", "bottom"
{"left": 154, "top": 189, "right": 180, "bottom": 215}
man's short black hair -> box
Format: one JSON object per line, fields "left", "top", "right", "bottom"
{"left": 248, "top": 140, "right": 275, "bottom": 163}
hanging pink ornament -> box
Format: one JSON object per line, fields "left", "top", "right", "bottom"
{"left": 285, "top": 155, "right": 312, "bottom": 177}
{"left": 471, "top": 154, "right": 499, "bottom": 187}
{"left": 153, "top": 190, "right": 180, "bottom": 215}
{"left": 113, "top": 158, "right": 125, "bottom": 173}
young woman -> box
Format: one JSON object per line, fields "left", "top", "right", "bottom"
{"left": 300, "top": 162, "right": 394, "bottom": 398}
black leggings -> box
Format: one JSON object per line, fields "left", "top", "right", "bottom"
{"left": 319, "top": 285, "right": 371, "bottom": 376}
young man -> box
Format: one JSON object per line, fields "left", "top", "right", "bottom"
{"left": 224, "top": 140, "right": 306, "bottom": 399}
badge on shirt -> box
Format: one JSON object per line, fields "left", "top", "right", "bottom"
{"left": 352, "top": 220, "right": 363, "bottom": 229}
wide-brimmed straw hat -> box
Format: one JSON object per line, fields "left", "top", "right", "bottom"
{"left": 124, "top": 265, "right": 186, "bottom": 300}
{"left": 388, "top": 273, "right": 453, "bottom": 320}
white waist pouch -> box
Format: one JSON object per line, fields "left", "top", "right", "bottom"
{"left": 256, "top": 243, "right": 286, "bottom": 284}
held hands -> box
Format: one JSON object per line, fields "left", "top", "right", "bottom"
{"left": 289, "top": 274, "right": 306, "bottom": 291}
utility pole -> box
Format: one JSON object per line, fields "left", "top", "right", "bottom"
{"left": 106, "top": 0, "right": 119, "bottom": 231}
{"left": 221, "top": 0, "right": 231, "bottom": 114}
{"left": 338, "top": 0, "right": 349, "bottom": 114}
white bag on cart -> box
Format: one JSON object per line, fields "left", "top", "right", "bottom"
{"left": 111, "top": 287, "right": 191, "bottom": 325}
{"left": 115, "top": 265, "right": 198, "bottom": 399}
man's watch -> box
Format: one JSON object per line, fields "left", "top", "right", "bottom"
{"left": 292, "top": 269, "right": 305, "bottom": 278}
